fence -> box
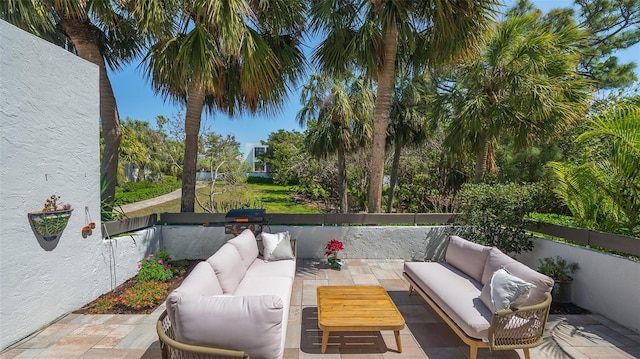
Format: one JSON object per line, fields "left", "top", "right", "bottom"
{"left": 101, "top": 212, "right": 639, "bottom": 257}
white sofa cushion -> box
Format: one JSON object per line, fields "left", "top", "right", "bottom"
{"left": 405, "top": 261, "right": 492, "bottom": 340}
{"left": 169, "top": 294, "right": 284, "bottom": 359}
{"left": 206, "top": 244, "right": 246, "bottom": 294}
{"left": 445, "top": 235, "right": 491, "bottom": 283}
{"left": 228, "top": 229, "right": 259, "bottom": 269}
{"left": 245, "top": 258, "right": 297, "bottom": 280}
{"left": 480, "top": 268, "right": 533, "bottom": 313}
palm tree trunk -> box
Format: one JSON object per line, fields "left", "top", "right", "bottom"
{"left": 474, "top": 138, "right": 490, "bottom": 183}
{"left": 386, "top": 139, "right": 402, "bottom": 213}
{"left": 58, "top": 16, "right": 121, "bottom": 218}
{"left": 337, "top": 145, "right": 348, "bottom": 213}
{"left": 181, "top": 84, "right": 206, "bottom": 212}
{"left": 368, "top": 18, "right": 398, "bottom": 213}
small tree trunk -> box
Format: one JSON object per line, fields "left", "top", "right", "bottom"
{"left": 474, "top": 138, "right": 490, "bottom": 184}
{"left": 181, "top": 84, "right": 205, "bottom": 212}
{"left": 368, "top": 17, "right": 398, "bottom": 213}
{"left": 337, "top": 145, "right": 348, "bottom": 213}
{"left": 386, "top": 140, "right": 402, "bottom": 213}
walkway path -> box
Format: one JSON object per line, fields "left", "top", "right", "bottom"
{"left": 119, "top": 183, "right": 206, "bottom": 214}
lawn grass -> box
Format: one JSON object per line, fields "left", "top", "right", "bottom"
{"left": 123, "top": 182, "right": 321, "bottom": 217}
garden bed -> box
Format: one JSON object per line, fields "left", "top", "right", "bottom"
{"left": 75, "top": 260, "right": 200, "bottom": 315}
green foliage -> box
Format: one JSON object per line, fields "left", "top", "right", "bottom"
{"left": 247, "top": 176, "right": 275, "bottom": 184}
{"left": 137, "top": 254, "right": 173, "bottom": 283}
{"left": 155, "top": 248, "right": 171, "bottom": 262}
{"left": 86, "top": 296, "right": 116, "bottom": 314}
{"left": 119, "top": 280, "right": 170, "bottom": 309}
{"left": 115, "top": 178, "right": 181, "bottom": 205}
{"left": 455, "top": 182, "right": 551, "bottom": 255}
{"left": 537, "top": 256, "right": 579, "bottom": 281}
{"left": 528, "top": 213, "right": 576, "bottom": 227}
{"left": 548, "top": 98, "right": 640, "bottom": 236}
{"left": 260, "top": 130, "right": 305, "bottom": 185}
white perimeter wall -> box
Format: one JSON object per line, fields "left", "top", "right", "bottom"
{"left": 0, "top": 21, "right": 159, "bottom": 350}
{"left": 520, "top": 238, "right": 640, "bottom": 334}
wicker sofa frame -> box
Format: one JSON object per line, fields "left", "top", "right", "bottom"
{"left": 157, "top": 310, "right": 249, "bottom": 359}
{"left": 404, "top": 271, "right": 552, "bottom": 359}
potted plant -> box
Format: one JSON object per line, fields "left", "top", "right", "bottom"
{"left": 538, "top": 256, "right": 579, "bottom": 304}
{"left": 28, "top": 194, "right": 73, "bottom": 241}
{"left": 325, "top": 239, "right": 345, "bottom": 270}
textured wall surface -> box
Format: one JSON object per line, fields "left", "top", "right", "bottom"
{"left": 520, "top": 238, "right": 640, "bottom": 334}
{"left": 0, "top": 20, "right": 158, "bottom": 350}
{"left": 160, "top": 225, "right": 452, "bottom": 261}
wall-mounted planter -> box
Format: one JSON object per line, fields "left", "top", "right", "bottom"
{"left": 28, "top": 208, "right": 73, "bottom": 241}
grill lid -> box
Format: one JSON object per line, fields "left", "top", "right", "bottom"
{"left": 225, "top": 209, "right": 266, "bottom": 222}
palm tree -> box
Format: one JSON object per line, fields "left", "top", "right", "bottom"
{"left": 136, "top": 0, "right": 305, "bottom": 212}
{"left": 309, "top": 0, "right": 499, "bottom": 212}
{"left": 2, "top": 0, "right": 143, "bottom": 217}
{"left": 441, "top": 10, "right": 591, "bottom": 183}
{"left": 548, "top": 99, "right": 640, "bottom": 234}
{"left": 386, "top": 74, "right": 436, "bottom": 213}
{"left": 297, "top": 74, "right": 374, "bottom": 213}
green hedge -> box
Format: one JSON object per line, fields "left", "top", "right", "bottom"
{"left": 115, "top": 178, "right": 181, "bottom": 205}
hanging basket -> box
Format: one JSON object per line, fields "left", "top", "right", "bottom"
{"left": 28, "top": 209, "right": 73, "bottom": 241}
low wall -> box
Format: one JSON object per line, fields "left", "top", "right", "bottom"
{"left": 520, "top": 238, "right": 640, "bottom": 334}
{"left": 160, "top": 225, "right": 451, "bottom": 261}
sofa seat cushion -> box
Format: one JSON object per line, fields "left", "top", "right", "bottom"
{"left": 228, "top": 229, "right": 259, "bottom": 269}
{"left": 206, "top": 244, "right": 246, "bottom": 294}
{"left": 234, "top": 276, "right": 294, "bottom": 306}
{"left": 245, "top": 258, "right": 296, "bottom": 280}
{"left": 169, "top": 294, "right": 284, "bottom": 359}
{"left": 445, "top": 236, "right": 492, "bottom": 283}
{"left": 404, "top": 261, "right": 492, "bottom": 340}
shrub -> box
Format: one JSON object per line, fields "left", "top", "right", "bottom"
{"left": 454, "top": 182, "right": 548, "bottom": 255}
{"left": 137, "top": 254, "right": 173, "bottom": 282}
{"left": 118, "top": 280, "right": 170, "bottom": 309}
{"left": 87, "top": 296, "right": 116, "bottom": 314}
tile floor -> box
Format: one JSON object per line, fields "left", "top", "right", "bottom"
{"left": 2, "top": 259, "right": 639, "bottom": 359}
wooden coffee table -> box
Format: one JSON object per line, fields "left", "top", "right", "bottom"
{"left": 316, "top": 285, "right": 405, "bottom": 353}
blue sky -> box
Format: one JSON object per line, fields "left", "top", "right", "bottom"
{"left": 108, "top": 0, "right": 639, "bottom": 153}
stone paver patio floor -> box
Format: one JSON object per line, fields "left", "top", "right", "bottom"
{"left": 2, "top": 259, "right": 639, "bottom": 359}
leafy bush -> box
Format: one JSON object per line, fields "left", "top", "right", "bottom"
{"left": 118, "top": 280, "right": 170, "bottom": 309}
{"left": 115, "top": 178, "right": 181, "bottom": 205}
{"left": 246, "top": 176, "right": 274, "bottom": 184}
{"left": 538, "top": 256, "right": 579, "bottom": 281}
{"left": 137, "top": 254, "right": 173, "bottom": 282}
{"left": 454, "top": 182, "right": 549, "bottom": 255}
{"left": 86, "top": 296, "right": 116, "bottom": 314}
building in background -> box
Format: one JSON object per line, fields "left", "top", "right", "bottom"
{"left": 244, "top": 142, "right": 271, "bottom": 178}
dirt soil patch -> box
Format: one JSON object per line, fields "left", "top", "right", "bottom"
{"left": 75, "top": 260, "right": 201, "bottom": 315}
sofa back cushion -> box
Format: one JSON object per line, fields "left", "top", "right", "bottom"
{"left": 445, "top": 235, "right": 491, "bottom": 283}
{"left": 228, "top": 229, "right": 259, "bottom": 269}
{"left": 481, "top": 248, "right": 517, "bottom": 285}
{"left": 480, "top": 247, "right": 554, "bottom": 306}
{"left": 169, "top": 294, "right": 284, "bottom": 359}
{"left": 501, "top": 260, "right": 554, "bottom": 306}
{"left": 206, "top": 244, "right": 246, "bottom": 294}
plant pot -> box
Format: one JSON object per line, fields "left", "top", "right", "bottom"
{"left": 28, "top": 208, "right": 73, "bottom": 241}
{"left": 327, "top": 257, "right": 345, "bottom": 270}
{"left": 551, "top": 279, "right": 573, "bottom": 304}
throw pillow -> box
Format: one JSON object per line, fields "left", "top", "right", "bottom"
{"left": 480, "top": 268, "right": 533, "bottom": 313}
{"left": 260, "top": 231, "right": 294, "bottom": 262}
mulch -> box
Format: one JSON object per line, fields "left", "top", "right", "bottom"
{"left": 550, "top": 302, "right": 591, "bottom": 315}
{"left": 75, "top": 260, "right": 201, "bottom": 315}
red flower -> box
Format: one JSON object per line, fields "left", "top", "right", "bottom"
{"left": 325, "top": 239, "right": 344, "bottom": 256}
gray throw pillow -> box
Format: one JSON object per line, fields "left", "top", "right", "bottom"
{"left": 480, "top": 268, "right": 533, "bottom": 313}
{"left": 260, "top": 231, "right": 294, "bottom": 262}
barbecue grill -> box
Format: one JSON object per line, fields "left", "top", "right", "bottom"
{"left": 224, "top": 209, "right": 266, "bottom": 236}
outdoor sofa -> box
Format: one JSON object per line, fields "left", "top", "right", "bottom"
{"left": 403, "top": 235, "right": 553, "bottom": 359}
{"left": 157, "top": 229, "right": 297, "bottom": 359}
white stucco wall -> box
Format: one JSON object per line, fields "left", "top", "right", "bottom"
{"left": 0, "top": 20, "right": 159, "bottom": 350}
{"left": 520, "top": 238, "right": 640, "bottom": 334}
{"left": 160, "top": 225, "right": 451, "bottom": 261}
